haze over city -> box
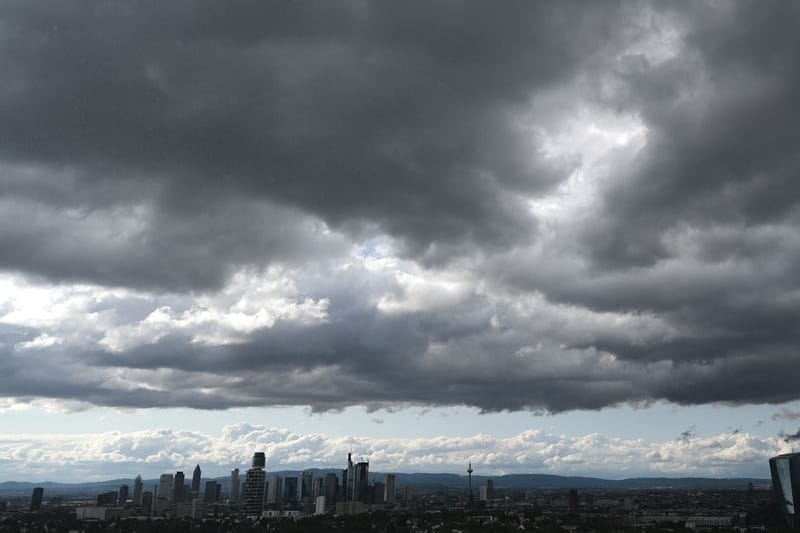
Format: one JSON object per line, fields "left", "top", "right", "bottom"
{"left": 2, "top": 1, "right": 800, "bottom": 484}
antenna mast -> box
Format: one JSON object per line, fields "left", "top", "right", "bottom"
{"left": 467, "top": 462, "right": 474, "bottom": 509}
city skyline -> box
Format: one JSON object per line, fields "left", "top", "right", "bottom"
{"left": 2, "top": 2, "right": 800, "bottom": 486}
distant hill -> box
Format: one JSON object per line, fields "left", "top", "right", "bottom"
{"left": 0, "top": 471, "right": 771, "bottom": 499}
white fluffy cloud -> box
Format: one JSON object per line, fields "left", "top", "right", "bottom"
{"left": 0, "top": 424, "right": 782, "bottom": 482}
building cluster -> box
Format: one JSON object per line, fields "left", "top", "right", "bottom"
{"left": 242, "top": 451, "right": 399, "bottom": 517}
{"left": 9, "top": 453, "right": 793, "bottom": 529}
{"left": 33, "top": 451, "right": 402, "bottom": 521}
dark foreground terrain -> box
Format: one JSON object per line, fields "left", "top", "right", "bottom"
{"left": 0, "top": 487, "right": 789, "bottom": 533}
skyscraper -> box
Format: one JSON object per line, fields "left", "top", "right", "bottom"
{"left": 354, "top": 460, "right": 369, "bottom": 503}
{"left": 173, "top": 471, "right": 185, "bottom": 503}
{"left": 384, "top": 473, "right": 396, "bottom": 503}
{"left": 345, "top": 453, "right": 355, "bottom": 502}
{"left": 324, "top": 473, "right": 338, "bottom": 507}
{"left": 283, "top": 477, "right": 298, "bottom": 504}
{"left": 373, "top": 482, "right": 384, "bottom": 505}
{"left": 141, "top": 491, "right": 153, "bottom": 514}
{"left": 266, "top": 475, "right": 283, "bottom": 504}
{"left": 191, "top": 464, "right": 202, "bottom": 497}
{"left": 230, "top": 468, "right": 241, "bottom": 505}
{"left": 568, "top": 488, "right": 579, "bottom": 514}
{"left": 118, "top": 484, "right": 129, "bottom": 505}
{"left": 770, "top": 452, "right": 800, "bottom": 526}
{"left": 30, "top": 487, "right": 44, "bottom": 511}
{"left": 156, "top": 473, "right": 173, "bottom": 513}
{"left": 97, "top": 491, "right": 118, "bottom": 506}
{"left": 133, "top": 475, "right": 143, "bottom": 506}
{"left": 204, "top": 480, "right": 219, "bottom": 503}
{"left": 243, "top": 452, "right": 267, "bottom": 515}
{"left": 301, "top": 470, "right": 314, "bottom": 500}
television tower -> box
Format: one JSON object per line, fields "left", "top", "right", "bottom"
{"left": 467, "top": 462, "right": 474, "bottom": 509}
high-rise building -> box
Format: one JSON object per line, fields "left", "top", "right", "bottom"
{"left": 770, "top": 452, "right": 800, "bottom": 526}
{"left": 173, "top": 471, "right": 185, "bottom": 503}
{"left": 156, "top": 473, "right": 173, "bottom": 512}
{"left": 384, "top": 473, "right": 396, "bottom": 503}
{"left": 141, "top": 491, "right": 153, "bottom": 514}
{"left": 324, "top": 473, "right": 338, "bottom": 507}
{"left": 354, "top": 461, "right": 369, "bottom": 503}
{"left": 191, "top": 464, "right": 202, "bottom": 498}
{"left": 486, "top": 479, "right": 494, "bottom": 500}
{"left": 118, "top": 484, "right": 129, "bottom": 505}
{"left": 266, "top": 475, "right": 283, "bottom": 504}
{"left": 243, "top": 452, "right": 267, "bottom": 515}
{"left": 30, "top": 487, "right": 44, "bottom": 511}
{"left": 568, "top": 488, "right": 579, "bottom": 514}
{"left": 301, "top": 471, "right": 314, "bottom": 500}
{"left": 373, "top": 482, "right": 384, "bottom": 505}
{"left": 133, "top": 475, "right": 143, "bottom": 506}
{"left": 283, "top": 477, "right": 298, "bottom": 503}
{"left": 204, "top": 481, "right": 219, "bottom": 504}
{"left": 313, "top": 477, "right": 324, "bottom": 499}
{"left": 315, "top": 495, "right": 326, "bottom": 515}
{"left": 97, "top": 491, "right": 118, "bottom": 506}
{"left": 230, "top": 468, "right": 241, "bottom": 505}
{"left": 345, "top": 453, "right": 355, "bottom": 502}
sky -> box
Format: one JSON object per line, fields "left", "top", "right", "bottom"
{"left": 1, "top": 1, "right": 800, "bottom": 482}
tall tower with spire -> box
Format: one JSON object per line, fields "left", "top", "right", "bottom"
{"left": 133, "top": 475, "right": 143, "bottom": 505}
{"left": 191, "top": 464, "right": 202, "bottom": 498}
{"left": 467, "top": 462, "right": 474, "bottom": 509}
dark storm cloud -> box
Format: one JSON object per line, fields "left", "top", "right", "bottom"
{"left": 582, "top": 1, "right": 800, "bottom": 269}
{"left": 0, "top": 0, "right": 616, "bottom": 288}
{"left": 473, "top": 1, "right": 800, "bottom": 410}
{"left": 2, "top": 1, "right": 800, "bottom": 413}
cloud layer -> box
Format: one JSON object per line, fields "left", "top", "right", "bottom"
{"left": 2, "top": 2, "right": 800, "bottom": 413}
{"left": 0, "top": 424, "right": 784, "bottom": 482}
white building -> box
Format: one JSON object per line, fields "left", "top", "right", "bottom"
{"left": 315, "top": 495, "right": 326, "bottom": 515}
{"left": 75, "top": 507, "right": 123, "bottom": 521}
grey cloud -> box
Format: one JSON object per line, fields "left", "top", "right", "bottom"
{"left": 481, "top": 1, "right": 800, "bottom": 409}
{"left": 583, "top": 1, "right": 800, "bottom": 270}
{"left": 1, "top": 1, "right": 800, "bottom": 413}
{"left": 0, "top": 0, "right": 625, "bottom": 289}
{"left": 0, "top": 193, "right": 348, "bottom": 290}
